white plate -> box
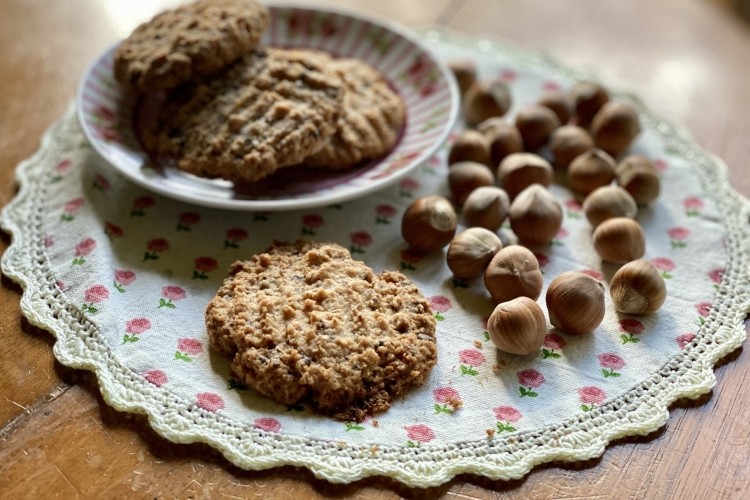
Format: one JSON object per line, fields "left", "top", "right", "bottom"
{"left": 75, "top": 3, "right": 459, "bottom": 211}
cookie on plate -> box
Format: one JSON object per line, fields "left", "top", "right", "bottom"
{"left": 205, "top": 241, "right": 437, "bottom": 422}
{"left": 302, "top": 58, "right": 406, "bottom": 170}
{"left": 142, "top": 48, "right": 344, "bottom": 183}
{"left": 114, "top": 0, "right": 269, "bottom": 93}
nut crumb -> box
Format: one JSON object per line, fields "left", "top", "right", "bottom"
{"left": 474, "top": 340, "right": 483, "bottom": 349}
{"left": 370, "top": 446, "right": 379, "bottom": 455}
{"left": 371, "top": 420, "right": 380, "bottom": 428}
{"left": 446, "top": 397, "right": 463, "bottom": 410}
{"left": 486, "top": 428, "right": 496, "bottom": 439}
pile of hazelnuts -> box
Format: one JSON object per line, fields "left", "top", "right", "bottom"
{"left": 400, "top": 60, "right": 667, "bottom": 356}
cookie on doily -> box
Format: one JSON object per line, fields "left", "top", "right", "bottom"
{"left": 114, "top": 0, "right": 269, "bottom": 93}
{"left": 205, "top": 241, "right": 437, "bottom": 422}
{"left": 302, "top": 58, "right": 406, "bottom": 170}
{"left": 141, "top": 48, "right": 344, "bottom": 183}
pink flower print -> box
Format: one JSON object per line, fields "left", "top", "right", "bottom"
{"left": 122, "top": 317, "right": 151, "bottom": 344}
{"left": 433, "top": 387, "right": 462, "bottom": 414}
{"left": 598, "top": 353, "right": 625, "bottom": 378}
{"left": 44, "top": 236, "right": 54, "bottom": 248}
{"left": 92, "top": 173, "right": 110, "bottom": 192}
{"left": 193, "top": 256, "right": 219, "bottom": 280}
{"left": 375, "top": 204, "right": 397, "bottom": 224}
{"left": 619, "top": 318, "right": 644, "bottom": 344}
{"left": 159, "top": 285, "right": 186, "bottom": 309}
{"left": 517, "top": 369, "right": 545, "bottom": 397}
{"left": 144, "top": 238, "right": 170, "bottom": 261}
{"left": 113, "top": 269, "right": 136, "bottom": 293}
{"left": 667, "top": 226, "right": 690, "bottom": 249}
{"left": 55, "top": 159, "right": 72, "bottom": 173}
{"left": 96, "top": 105, "right": 116, "bottom": 121}
{"left": 55, "top": 280, "right": 65, "bottom": 291}
{"left": 543, "top": 81, "right": 562, "bottom": 92}
{"left": 494, "top": 406, "right": 522, "bottom": 432}
{"left": 224, "top": 227, "right": 249, "bottom": 249}
{"left": 104, "top": 221, "right": 124, "bottom": 240}
{"left": 564, "top": 198, "right": 582, "bottom": 218}
{"left": 404, "top": 424, "right": 435, "bottom": 447}
{"left": 143, "top": 369, "right": 168, "bottom": 387}
{"left": 97, "top": 126, "right": 120, "bottom": 142}
{"left": 695, "top": 301, "right": 712, "bottom": 326}
{"left": 533, "top": 252, "right": 550, "bottom": 268}
{"left": 72, "top": 237, "right": 96, "bottom": 265}
{"left": 541, "top": 333, "right": 566, "bottom": 359}
{"left": 683, "top": 196, "right": 704, "bottom": 217}
{"left": 708, "top": 268, "right": 724, "bottom": 285}
{"left": 578, "top": 386, "right": 607, "bottom": 411}
{"left": 429, "top": 295, "right": 452, "bottom": 321}
{"left": 177, "top": 212, "right": 201, "bottom": 231}
{"left": 61, "top": 198, "right": 83, "bottom": 221}
{"left": 499, "top": 68, "right": 518, "bottom": 82}
{"left": 676, "top": 333, "right": 696, "bottom": 349}
{"left": 131, "top": 196, "right": 155, "bottom": 216}
{"left": 82, "top": 284, "right": 108, "bottom": 314}
{"left": 399, "top": 247, "right": 424, "bottom": 271}
{"left": 399, "top": 177, "right": 419, "bottom": 197}
{"left": 175, "top": 338, "right": 202, "bottom": 361}
{"left": 302, "top": 214, "right": 324, "bottom": 235}
{"left": 651, "top": 257, "right": 676, "bottom": 279}
{"left": 254, "top": 417, "right": 282, "bottom": 433}
{"left": 654, "top": 159, "right": 669, "bottom": 172}
{"left": 459, "top": 349, "right": 486, "bottom": 376}
{"left": 349, "top": 231, "right": 373, "bottom": 254}
{"left": 196, "top": 392, "right": 224, "bottom": 412}
{"left": 581, "top": 268, "right": 604, "bottom": 281}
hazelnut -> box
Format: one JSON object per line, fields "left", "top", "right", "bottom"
{"left": 582, "top": 185, "right": 638, "bottom": 227}
{"left": 591, "top": 101, "right": 641, "bottom": 157}
{"left": 447, "top": 59, "right": 477, "bottom": 97}
{"left": 592, "top": 217, "right": 645, "bottom": 263}
{"left": 616, "top": 156, "right": 661, "bottom": 205}
{"left": 448, "top": 129, "right": 491, "bottom": 166}
{"left": 570, "top": 81, "right": 609, "bottom": 129}
{"left": 484, "top": 245, "right": 544, "bottom": 303}
{"left": 509, "top": 184, "right": 563, "bottom": 246}
{"left": 497, "top": 152, "right": 553, "bottom": 200}
{"left": 448, "top": 161, "right": 495, "bottom": 207}
{"left": 447, "top": 227, "right": 503, "bottom": 280}
{"left": 545, "top": 271, "right": 605, "bottom": 335}
{"left": 476, "top": 118, "right": 524, "bottom": 166}
{"left": 401, "top": 195, "right": 457, "bottom": 252}
{"left": 462, "top": 186, "right": 510, "bottom": 231}
{"left": 548, "top": 125, "right": 595, "bottom": 169}
{"left": 514, "top": 104, "right": 561, "bottom": 151}
{"left": 538, "top": 90, "right": 572, "bottom": 124}
{"left": 464, "top": 81, "right": 512, "bottom": 127}
{"left": 610, "top": 259, "right": 667, "bottom": 315}
{"left": 487, "top": 297, "right": 547, "bottom": 355}
{"left": 567, "top": 149, "right": 616, "bottom": 196}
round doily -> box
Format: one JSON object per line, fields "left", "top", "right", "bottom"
{"left": 2, "top": 31, "right": 749, "bottom": 487}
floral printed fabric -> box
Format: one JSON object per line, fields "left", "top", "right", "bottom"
{"left": 2, "top": 34, "right": 747, "bottom": 486}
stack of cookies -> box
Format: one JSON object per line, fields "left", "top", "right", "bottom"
{"left": 114, "top": 0, "right": 406, "bottom": 183}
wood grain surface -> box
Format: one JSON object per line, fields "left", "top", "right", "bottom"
{"left": 1, "top": 0, "right": 749, "bottom": 498}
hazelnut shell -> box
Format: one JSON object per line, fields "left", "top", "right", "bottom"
{"left": 582, "top": 185, "right": 638, "bottom": 227}
{"left": 447, "top": 227, "right": 503, "bottom": 280}
{"left": 549, "top": 125, "right": 595, "bottom": 169}
{"left": 464, "top": 81, "right": 512, "bottom": 127}
{"left": 401, "top": 195, "right": 457, "bottom": 252}
{"left": 610, "top": 259, "right": 667, "bottom": 315}
{"left": 487, "top": 297, "right": 547, "bottom": 355}
{"left": 484, "top": 245, "right": 544, "bottom": 304}
{"left": 546, "top": 271, "right": 605, "bottom": 335}
{"left": 515, "top": 104, "right": 561, "bottom": 151}
{"left": 462, "top": 186, "right": 510, "bottom": 231}
{"left": 448, "top": 161, "right": 495, "bottom": 207}
{"left": 509, "top": 184, "right": 563, "bottom": 246}
{"left": 567, "top": 149, "right": 616, "bottom": 196}
{"left": 592, "top": 217, "right": 646, "bottom": 263}
{"left": 591, "top": 101, "right": 641, "bottom": 157}
{"left": 497, "top": 152, "right": 553, "bottom": 200}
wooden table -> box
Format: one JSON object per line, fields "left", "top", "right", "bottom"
{"left": 1, "top": 0, "right": 749, "bottom": 498}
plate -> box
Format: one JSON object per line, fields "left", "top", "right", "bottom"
{"left": 75, "top": 4, "right": 459, "bottom": 211}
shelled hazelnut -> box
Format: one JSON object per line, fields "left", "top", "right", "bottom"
{"left": 487, "top": 297, "right": 547, "bottom": 355}
{"left": 514, "top": 104, "right": 561, "bottom": 151}
{"left": 447, "top": 59, "right": 477, "bottom": 97}
{"left": 497, "top": 152, "right": 553, "bottom": 200}
{"left": 570, "top": 81, "right": 609, "bottom": 129}
{"left": 476, "top": 118, "right": 524, "bottom": 166}
{"left": 538, "top": 90, "right": 572, "bottom": 125}
{"left": 448, "top": 161, "right": 495, "bottom": 207}
{"left": 616, "top": 155, "right": 661, "bottom": 205}
{"left": 592, "top": 217, "right": 645, "bottom": 263}
{"left": 462, "top": 186, "right": 510, "bottom": 231}
{"left": 546, "top": 271, "right": 605, "bottom": 335}
{"left": 484, "top": 245, "right": 544, "bottom": 304}
{"left": 591, "top": 101, "right": 641, "bottom": 157}
{"left": 447, "top": 227, "right": 503, "bottom": 280}
{"left": 401, "top": 195, "right": 457, "bottom": 252}
{"left": 549, "top": 125, "right": 595, "bottom": 169}
{"left": 464, "top": 80, "right": 512, "bottom": 127}
{"left": 567, "top": 149, "right": 616, "bottom": 196}
{"left": 448, "top": 129, "right": 491, "bottom": 166}
{"left": 508, "top": 184, "right": 563, "bottom": 245}
{"left": 610, "top": 259, "right": 667, "bottom": 315}
{"left": 582, "top": 185, "right": 638, "bottom": 227}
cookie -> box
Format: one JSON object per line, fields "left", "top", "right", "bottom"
{"left": 302, "top": 58, "right": 406, "bottom": 170}
{"left": 114, "top": 0, "right": 269, "bottom": 93}
{"left": 205, "top": 241, "right": 437, "bottom": 421}
{"left": 142, "top": 48, "right": 344, "bottom": 183}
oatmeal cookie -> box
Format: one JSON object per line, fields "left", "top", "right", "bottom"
{"left": 205, "top": 241, "right": 437, "bottom": 421}
{"left": 303, "top": 58, "right": 406, "bottom": 169}
{"left": 114, "top": 0, "right": 269, "bottom": 93}
{"left": 142, "top": 48, "right": 344, "bottom": 183}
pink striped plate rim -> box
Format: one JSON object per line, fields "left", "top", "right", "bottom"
{"left": 75, "top": 4, "right": 459, "bottom": 211}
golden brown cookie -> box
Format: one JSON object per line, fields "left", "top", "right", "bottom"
{"left": 205, "top": 241, "right": 437, "bottom": 421}
{"left": 141, "top": 48, "right": 344, "bottom": 183}
{"left": 302, "top": 58, "right": 406, "bottom": 170}
{"left": 114, "top": 0, "right": 269, "bottom": 93}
